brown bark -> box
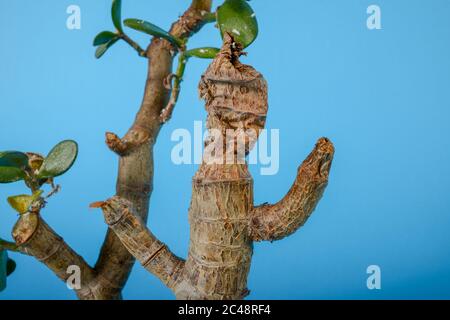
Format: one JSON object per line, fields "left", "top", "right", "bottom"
{"left": 99, "top": 34, "right": 334, "bottom": 300}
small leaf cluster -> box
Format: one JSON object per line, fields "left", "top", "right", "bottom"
{"left": 1, "top": 140, "right": 77, "bottom": 214}
{"left": 93, "top": 0, "right": 259, "bottom": 59}
{"left": 0, "top": 140, "right": 78, "bottom": 189}
{"left": 0, "top": 140, "right": 78, "bottom": 292}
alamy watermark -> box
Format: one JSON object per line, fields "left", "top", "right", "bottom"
{"left": 66, "top": 5, "right": 81, "bottom": 30}
{"left": 366, "top": 265, "right": 381, "bottom": 290}
{"left": 66, "top": 4, "right": 381, "bottom": 31}
{"left": 367, "top": 5, "right": 382, "bottom": 30}
{"left": 66, "top": 265, "right": 81, "bottom": 290}
{"left": 171, "top": 121, "right": 279, "bottom": 176}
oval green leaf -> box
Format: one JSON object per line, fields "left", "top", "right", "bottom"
{"left": 6, "top": 258, "right": 16, "bottom": 277}
{"left": 0, "top": 167, "right": 25, "bottom": 184}
{"left": 124, "top": 19, "right": 182, "bottom": 47}
{"left": 95, "top": 36, "right": 120, "bottom": 59}
{"left": 7, "top": 190, "right": 43, "bottom": 214}
{"left": 185, "top": 47, "right": 220, "bottom": 59}
{"left": 37, "top": 140, "right": 78, "bottom": 179}
{"left": 0, "top": 151, "right": 28, "bottom": 183}
{"left": 111, "top": 0, "right": 123, "bottom": 33}
{"left": 217, "top": 0, "right": 258, "bottom": 48}
{"left": 0, "top": 250, "right": 7, "bottom": 292}
{"left": 0, "top": 151, "right": 29, "bottom": 168}
{"left": 93, "top": 31, "right": 117, "bottom": 46}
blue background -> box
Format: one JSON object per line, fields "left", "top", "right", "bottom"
{"left": 1, "top": 0, "right": 450, "bottom": 299}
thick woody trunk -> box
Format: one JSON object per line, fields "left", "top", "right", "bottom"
{"left": 175, "top": 165, "right": 254, "bottom": 299}
{"left": 174, "top": 34, "right": 267, "bottom": 299}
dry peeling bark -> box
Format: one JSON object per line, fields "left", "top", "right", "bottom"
{"left": 3, "top": 0, "right": 213, "bottom": 300}
{"left": 99, "top": 33, "right": 335, "bottom": 300}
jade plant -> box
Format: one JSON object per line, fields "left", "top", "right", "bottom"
{"left": 0, "top": 0, "right": 334, "bottom": 299}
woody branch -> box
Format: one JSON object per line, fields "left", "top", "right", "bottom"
{"left": 249, "top": 137, "right": 335, "bottom": 242}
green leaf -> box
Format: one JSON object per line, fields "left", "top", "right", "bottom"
{"left": 0, "top": 151, "right": 28, "bottom": 183}
{"left": 185, "top": 47, "right": 220, "bottom": 59}
{"left": 95, "top": 37, "right": 120, "bottom": 59}
{"left": 0, "top": 167, "right": 25, "bottom": 184}
{"left": 124, "top": 19, "right": 182, "bottom": 47}
{"left": 0, "top": 250, "right": 7, "bottom": 292}
{"left": 217, "top": 0, "right": 258, "bottom": 48}
{"left": 0, "top": 151, "right": 28, "bottom": 169}
{"left": 37, "top": 140, "right": 78, "bottom": 179}
{"left": 6, "top": 259, "right": 16, "bottom": 277}
{"left": 111, "top": 0, "right": 123, "bottom": 33}
{"left": 7, "top": 190, "right": 43, "bottom": 214}
{"left": 93, "top": 31, "right": 117, "bottom": 46}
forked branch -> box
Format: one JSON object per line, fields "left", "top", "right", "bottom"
{"left": 92, "top": 0, "right": 212, "bottom": 299}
